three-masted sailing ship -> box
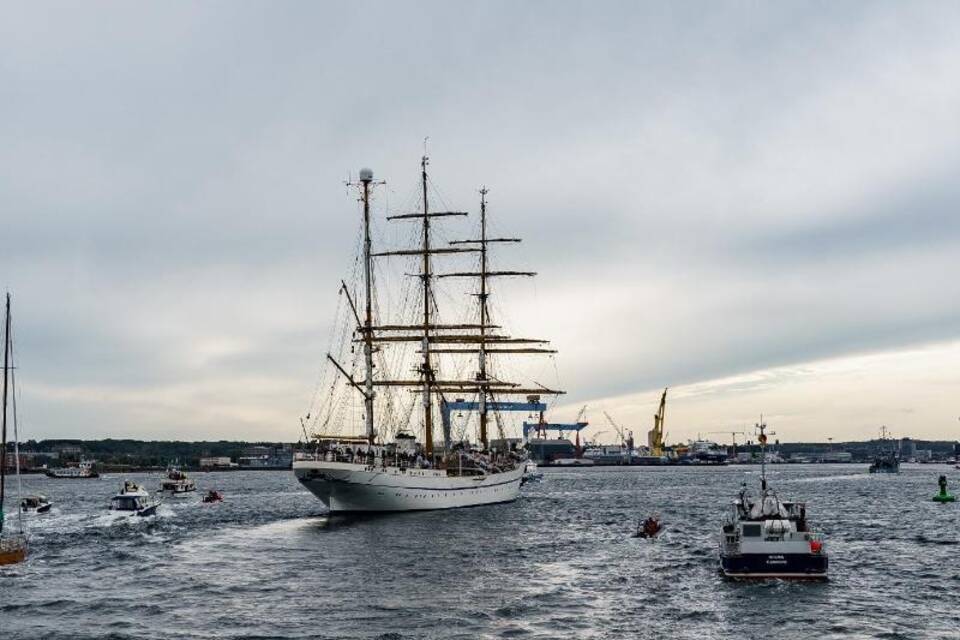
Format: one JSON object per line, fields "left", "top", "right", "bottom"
{"left": 293, "top": 157, "right": 565, "bottom": 512}
{"left": 1, "top": 294, "right": 28, "bottom": 565}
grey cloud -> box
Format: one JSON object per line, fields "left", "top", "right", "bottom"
{"left": 3, "top": 2, "right": 960, "bottom": 438}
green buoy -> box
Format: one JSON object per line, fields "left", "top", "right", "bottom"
{"left": 933, "top": 475, "right": 956, "bottom": 503}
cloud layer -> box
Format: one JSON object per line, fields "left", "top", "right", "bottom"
{"left": 2, "top": 2, "right": 959, "bottom": 442}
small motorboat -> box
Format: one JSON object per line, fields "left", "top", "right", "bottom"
{"left": 159, "top": 466, "right": 197, "bottom": 495}
{"left": 633, "top": 515, "right": 664, "bottom": 539}
{"left": 110, "top": 481, "right": 162, "bottom": 517}
{"left": 20, "top": 495, "right": 53, "bottom": 514}
{"left": 201, "top": 490, "right": 223, "bottom": 504}
{"left": 932, "top": 475, "right": 956, "bottom": 503}
{"left": 521, "top": 460, "right": 543, "bottom": 484}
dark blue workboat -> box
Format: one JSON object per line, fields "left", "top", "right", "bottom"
{"left": 719, "top": 422, "right": 828, "bottom": 580}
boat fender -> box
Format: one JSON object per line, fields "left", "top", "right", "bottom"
{"left": 809, "top": 540, "right": 823, "bottom": 554}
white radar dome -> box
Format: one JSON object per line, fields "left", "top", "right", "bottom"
{"left": 359, "top": 167, "right": 374, "bottom": 182}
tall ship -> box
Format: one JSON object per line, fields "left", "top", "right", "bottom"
{"left": 293, "top": 158, "right": 566, "bottom": 512}
{"left": 1, "top": 294, "right": 29, "bottom": 566}
{"left": 719, "top": 422, "right": 828, "bottom": 580}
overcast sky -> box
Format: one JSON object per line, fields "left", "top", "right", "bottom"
{"left": 2, "top": 1, "right": 959, "bottom": 443}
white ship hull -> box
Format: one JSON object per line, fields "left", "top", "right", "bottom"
{"left": 293, "top": 460, "right": 523, "bottom": 512}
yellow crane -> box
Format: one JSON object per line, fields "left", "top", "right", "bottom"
{"left": 647, "top": 388, "right": 668, "bottom": 456}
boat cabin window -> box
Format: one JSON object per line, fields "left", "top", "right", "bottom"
{"left": 114, "top": 497, "right": 138, "bottom": 510}
{"left": 742, "top": 523, "right": 762, "bottom": 537}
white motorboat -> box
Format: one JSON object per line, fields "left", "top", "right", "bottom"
{"left": 159, "top": 467, "right": 196, "bottom": 495}
{"left": 522, "top": 460, "right": 543, "bottom": 483}
{"left": 110, "top": 481, "right": 161, "bottom": 517}
{"left": 20, "top": 495, "right": 52, "bottom": 514}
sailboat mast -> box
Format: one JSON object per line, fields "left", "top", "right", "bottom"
{"left": 0, "top": 293, "right": 10, "bottom": 526}
{"left": 478, "top": 188, "right": 490, "bottom": 448}
{"left": 360, "top": 169, "right": 376, "bottom": 445}
{"left": 420, "top": 156, "right": 435, "bottom": 456}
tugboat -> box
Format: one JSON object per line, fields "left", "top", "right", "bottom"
{"left": 719, "top": 422, "right": 828, "bottom": 580}
{"left": 109, "top": 481, "right": 161, "bottom": 517}
{"left": 159, "top": 465, "right": 196, "bottom": 496}
{"left": 868, "top": 426, "right": 900, "bottom": 474}
{"left": 20, "top": 495, "right": 53, "bottom": 514}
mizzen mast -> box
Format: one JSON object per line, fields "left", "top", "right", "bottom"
{"left": 443, "top": 189, "right": 546, "bottom": 448}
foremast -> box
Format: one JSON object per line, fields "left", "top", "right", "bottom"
{"left": 361, "top": 169, "right": 377, "bottom": 445}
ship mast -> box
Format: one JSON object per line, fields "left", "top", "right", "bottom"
{"left": 477, "top": 188, "right": 490, "bottom": 445}
{"left": 419, "top": 156, "right": 435, "bottom": 456}
{"left": 365, "top": 158, "right": 565, "bottom": 456}
{"left": 360, "top": 168, "right": 377, "bottom": 445}
{"left": 0, "top": 294, "right": 10, "bottom": 532}
{"left": 757, "top": 420, "right": 769, "bottom": 491}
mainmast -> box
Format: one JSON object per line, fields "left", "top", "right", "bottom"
{"left": 420, "top": 156, "right": 435, "bottom": 456}
{"left": 477, "top": 188, "right": 490, "bottom": 446}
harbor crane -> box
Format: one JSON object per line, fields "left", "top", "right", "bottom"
{"left": 602, "top": 411, "right": 626, "bottom": 444}
{"left": 648, "top": 388, "right": 668, "bottom": 457}
{"left": 602, "top": 410, "right": 634, "bottom": 451}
